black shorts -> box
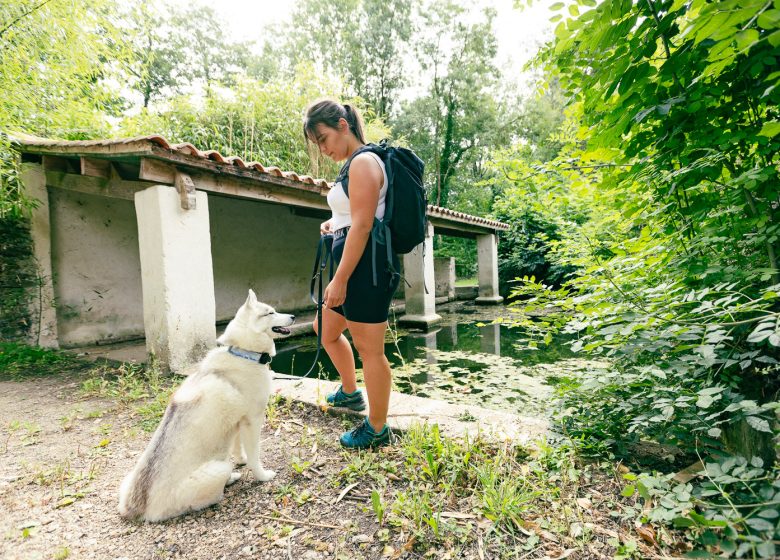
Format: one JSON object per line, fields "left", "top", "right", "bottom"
{"left": 331, "top": 227, "right": 401, "bottom": 324}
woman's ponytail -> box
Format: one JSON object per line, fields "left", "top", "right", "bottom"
{"left": 342, "top": 104, "right": 366, "bottom": 144}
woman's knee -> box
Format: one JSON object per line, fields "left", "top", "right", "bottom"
{"left": 312, "top": 316, "right": 343, "bottom": 344}
{"left": 352, "top": 338, "right": 384, "bottom": 361}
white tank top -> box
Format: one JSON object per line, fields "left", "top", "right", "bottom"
{"left": 327, "top": 151, "right": 388, "bottom": 232}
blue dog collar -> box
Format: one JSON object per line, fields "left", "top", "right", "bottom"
{"left": 227, "top": 346, "right": 272, "bottom": 364}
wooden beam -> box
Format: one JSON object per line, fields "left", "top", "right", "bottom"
{"left": 139, "top": 156, "right": 329, "bottom": 211}
{"left": 80, "top": 157, "right": 111, "bottom": 179}
{"left": 45, "top": 171, "right": 142, "bottom": 201}
{"left": 44, "top": 169, "right": 329, "bottom": 211}
{"left": 147, "top": 148, "right": 325, "bottom": 196}
{"left": 139, "top": 158, "right": 175, "bottom": 184}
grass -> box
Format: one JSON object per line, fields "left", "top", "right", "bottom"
{"left": 0, "top": 342, "right": 87, "bottom": 380}
{"left": 79, "top": 360, "right": 177, "bottom": 432}
{"left": 454, "top": 277, "right": 478, "bottom": 287}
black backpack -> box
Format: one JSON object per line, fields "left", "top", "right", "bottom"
{"left": 336, "top": 140, "right": 427, "bottom": 255}
{"left": 335, "top": 140, "right": 427, "bottom": 289}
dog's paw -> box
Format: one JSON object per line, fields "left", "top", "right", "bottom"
{"left": 253, "top": 468, "right": 276, "bottom": 482}
{"left": 227, "top": 471, "right": 242, "bottom": 486}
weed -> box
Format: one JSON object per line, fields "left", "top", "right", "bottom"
{"left": 338, "top": 451, "right": 395, "bottom": 485}
{"left": 474, "top": 454, "right": 538, "bottom": 533}
{"left": 53, "top": 546, "right": 70, "bottom": 560}
{"left": 0, "top": 342, "right": 85, "bottom": 380}
{"left": 274, "top": 483, "right": 296, "bottom": 503}
{"left": 294, "top": 488, "right": 313, "bottom": 505}
{"left": 291, "top": 456, "right": 312, "bottom": 476}
{"left": 371, "top": 488, "right": 386, "bottom": 525}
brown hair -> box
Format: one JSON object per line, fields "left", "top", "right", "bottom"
{"left": 303, "top": 99, "right": 366, "bottom": 145}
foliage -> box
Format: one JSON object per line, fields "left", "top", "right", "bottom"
{"left": 122, "top": 3, "right": 190, "bottom": 109}
{"left": 119, "top": 66, "right": 390, "bottom": 178}
{"left": 531, "top": 0, "right": 780, "bottom": 448}
{"left": 490, "top": 103, "right": 592, "bottom": 291}
{"left": 624, "top": 456, "right": 780, "bottom": 558}
{"left": 393, "top": 1, "right": 512, "bottom": 210}
{"left": 0, "top": 0, "right": 126, "bottom": 216}
{"left": 0, "top": 342, "right": 84, "bottom": 380}
{"left": 284, "top": 0, "right": 413, "bottom": 118}
{"left": 492, "top": 0, "right": 780, "bottom": 555}
{"left": 434, "top": 235, "right": 477, "bottom": 278}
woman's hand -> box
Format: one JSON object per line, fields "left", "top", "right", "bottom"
{"left": 324, "top": 275, "right": 347, "bottom": 308}
{"left": 320, "top": 219, "right": 333, "bottom": 235}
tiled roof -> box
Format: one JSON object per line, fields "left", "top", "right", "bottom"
{"left": 12, "top": 134, "right": 509, "bottom": 230}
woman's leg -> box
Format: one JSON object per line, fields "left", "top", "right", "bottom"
{"left": 312, "top": 307, "right": 357, "bottom": 393}
{"left": 346, "top": 320, "right": 391, "bottom": 432}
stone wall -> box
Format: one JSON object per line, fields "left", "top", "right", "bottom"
{"left": 0, "top": 215, "right": 36, "bottom": 342}
{"left": 46, "top": 184, "right": 325, "bottom": 347}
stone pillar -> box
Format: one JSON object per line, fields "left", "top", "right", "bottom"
{"left": 476, "top": 233, "right": 503, "bottom": 305}
{"left": 135, "top": 185, "right": 216, "bottom": 373}
{"left": 21, "top": 163, "right": 59, "bottom": 348}
{"left": 399, "top": 221, "right": 441, "bottom": 328}
{"left": 434, "top": 257, "right": 455, "bottom": 300}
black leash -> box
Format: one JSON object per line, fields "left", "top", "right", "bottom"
{"left": 275, "top": 233, "right": 334, "bottom": 382}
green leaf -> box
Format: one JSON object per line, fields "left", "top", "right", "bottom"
{"left": 674, "top": 516, "right": 696, "bottom": 528}
{"left": 621, "top": 484, "right": 636, "bottom": 497}
{"left": 550, "top": 2, "right": 565, "bottom": 10}
{"left": 757, "top": 9, "right": 780, "bottom": 30}
{"left": 746, "top": 416, "right": 772, "bottom": 432}
{"left": 757, "top": 541, "right": 776, "bottom": 559}
{"left": 758, "top": 121, "right": 780, "bottom": 137}
{"left": 735, "top": 29, "right": 760, "bottom": 52}
{"left": 746, "top": 517, "right": 775, "bottom": 532}
{"left": 707, "top": 427, "right": 722, "bottom": 438}
{"left": 696, "top": 395, "right": 714, "bottom": 408}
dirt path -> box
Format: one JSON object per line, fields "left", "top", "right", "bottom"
{"left": 0, "top": 374, "right": 407, "bottom": 560}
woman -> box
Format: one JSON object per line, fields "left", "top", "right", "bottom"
{"left": 303, "top": 99, "right": 400, "bottom": 449}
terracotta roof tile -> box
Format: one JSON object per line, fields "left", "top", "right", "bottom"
{"left": 11, "top": 133, "right": 509, "bottom": 230}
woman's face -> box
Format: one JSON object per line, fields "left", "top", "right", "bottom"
{"left": 311, "top": 120, "right": 349, "bottom": 161}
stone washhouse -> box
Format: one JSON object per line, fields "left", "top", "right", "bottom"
{"left": 12, "top": 135, "right": 508, "bottom": 372}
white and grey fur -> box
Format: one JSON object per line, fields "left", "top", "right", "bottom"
{"left": 118, "top": 289, "right": 294, "bottom": 522}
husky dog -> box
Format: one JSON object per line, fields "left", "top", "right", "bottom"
{"left": 118, "top": 290, "right": 294, "bottom": 522}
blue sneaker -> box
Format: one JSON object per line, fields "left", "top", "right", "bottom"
{"left": 326, "top": 385, "right": 366, "bottom": 411}
{"left": 340, "top": 418, "right": 391, "bottom": 449}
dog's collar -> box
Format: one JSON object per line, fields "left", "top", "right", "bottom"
{"left": 227, "top": 346, "right": 272, "bottom": 364}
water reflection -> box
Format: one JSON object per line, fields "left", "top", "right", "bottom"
{"left": 273, "top": 302, "right": 603, "bottom": 416}
{"left": 479, "top": 323, "right": 501, "bottom": 356}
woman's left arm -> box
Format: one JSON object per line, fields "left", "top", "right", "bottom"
{"left": 324, "top": 155, "right": 382, "bottom": 308}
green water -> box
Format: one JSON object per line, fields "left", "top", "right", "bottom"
{"left": 273, "top": 301, "right": 608, "bottom": 416}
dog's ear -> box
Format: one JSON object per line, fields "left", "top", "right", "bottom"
{"left": 246, "top": 289, "right": 257, "bottom": 305}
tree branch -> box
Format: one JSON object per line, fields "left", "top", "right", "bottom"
{"left": 0, "top": 0, "right": 55, "bottom": 40}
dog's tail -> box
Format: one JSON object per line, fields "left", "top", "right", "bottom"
{"left": 118, "top": 470, "right": 146, "bottom": 520}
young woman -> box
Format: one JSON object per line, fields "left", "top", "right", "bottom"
{"left": 303, "top": 99, "right": 400, "bottom": 449}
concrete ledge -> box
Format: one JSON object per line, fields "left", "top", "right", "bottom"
{"left": 455, "top": 285, "right": 478, "bottom": 299}
{"left": 273, "top": 373, "right": 549, "bottom": 445}
{"left": 475, "top": 295, "right": 504, "bottom": 305}
{"left": 397, "top": 313, "right": 443, "bottom": 329}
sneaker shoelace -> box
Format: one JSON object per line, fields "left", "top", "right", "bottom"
{"left": 351, "top": 421, "right": 370, "bottom": 439}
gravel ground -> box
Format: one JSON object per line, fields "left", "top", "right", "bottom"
{"left": 1, "top": 366, "right": 672, "bottom": 560}
{"left": 0, "top": 373, "right": 418, "bottom": 560}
